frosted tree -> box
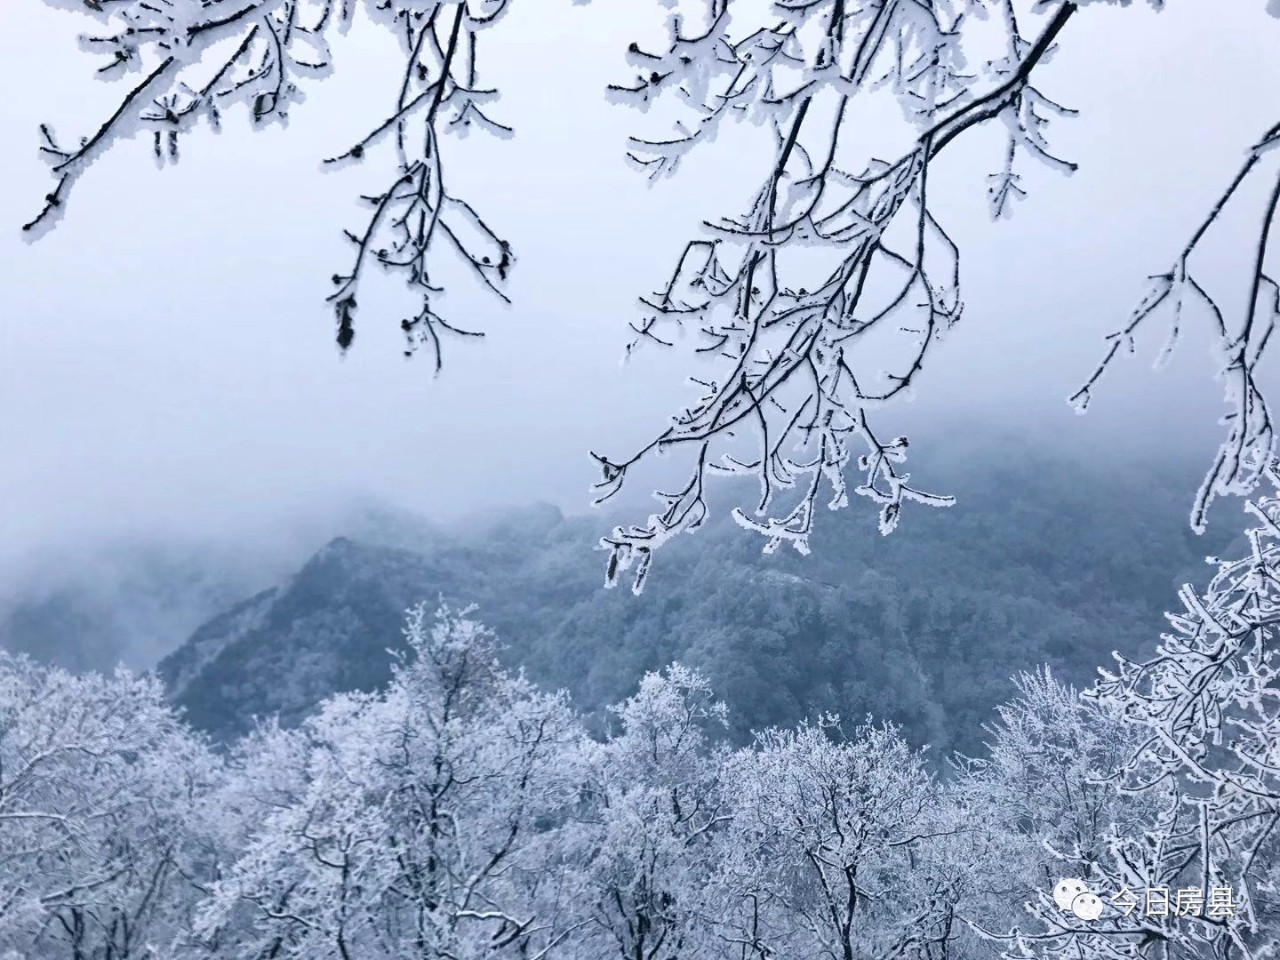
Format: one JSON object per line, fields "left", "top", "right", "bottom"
{"left": 0, "top": 653, "right": 223, "bottom": 960}
{"left": 959, "top": 670, "right": 1162, "bottom": 893}
{"left": 194, "top": 604, "right": 588, "bottom": 959}
{"left": 561, "top": 664, "right": 731, "bottom": 960}
{"left": 956, "top": 669, "right": 1178, "bottom": 958}
{"left": 989, "top": 478, "right": 1280, "bottom": 958}
{"left": 716, "top": 717, "right": 967, "bottom": 959}
{"left": 23, "top": 0, "right": 517, "bottom": 365}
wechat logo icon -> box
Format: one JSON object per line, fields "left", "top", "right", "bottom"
{"left": 1053, "top": 878, "right": 1104, "bottom": 922}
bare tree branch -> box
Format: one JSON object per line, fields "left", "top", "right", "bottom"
{"left": 595, "top": 0, "right": 1079, "bottom": 592}
{"left": 1072, "top": 119, "right": 1280, "bottom": 533}
{"left": 23, "top": 0, "right": 517, "bottom": 368}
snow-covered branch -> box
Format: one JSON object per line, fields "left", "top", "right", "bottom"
{"left": 24, "top": 0, "right": 517, "bottom": 367}
{"left": 594, "top": 1, "right": 1079, "bottom": 591}
{"left": 1073, "top": 120, "right": 1280, "bottom": 534}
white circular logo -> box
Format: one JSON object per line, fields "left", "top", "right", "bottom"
{"left": 1053, "top": 878, "right": 1089, "bottom": 912}
{"left": 1052, "top": 878, "right": 1103, "bottom": 923}
{"left": 1071, "top": 891, "right": 1104, "bottom": 922}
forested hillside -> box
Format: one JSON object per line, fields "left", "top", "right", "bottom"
{"left": 159, "top": 439, "right": 1231, "bottom": 759}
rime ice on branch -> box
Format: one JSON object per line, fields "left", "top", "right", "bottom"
{"left": 1073, "top": 119, "right": 1280, "bottom": 533}
{"left": 24, "top": 0, "right": 516, "bottom": 367}
{"left": 592, "top": 0, "right": 1080, "bottom": 592}
{"left": 1001, "top": 468, "right": 1280, "bottom": 958}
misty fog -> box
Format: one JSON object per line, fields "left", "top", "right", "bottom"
{"left": 1, "top": 0, "right": 1275, "bottom": 581}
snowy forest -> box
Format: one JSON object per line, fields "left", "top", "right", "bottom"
{"left": 4, "top": 0, "right": 1280, "bottom": 957}
{"left": 2, "top": 490, "right": 1279, "bottom": 959}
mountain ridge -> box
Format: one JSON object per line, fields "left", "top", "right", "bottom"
{"left": 156, "top": 444, "right": 1233, "bottom": 759}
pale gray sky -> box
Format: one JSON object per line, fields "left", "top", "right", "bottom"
{"left": 2, "top": 0, "right": 1278, "bottom": 575}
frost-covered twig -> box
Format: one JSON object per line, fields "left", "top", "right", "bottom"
{"left": 24, "top": 0, "right": 517, "bottom": 366}
{"left": 1009, "top": 467, "right": 1280, "bottom": 957}
{"left": 594, "top": 0, "right": 1079, "bottom": 592}
{"left": 1072, "top": 119, "right": 1280, "bottom": 533}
